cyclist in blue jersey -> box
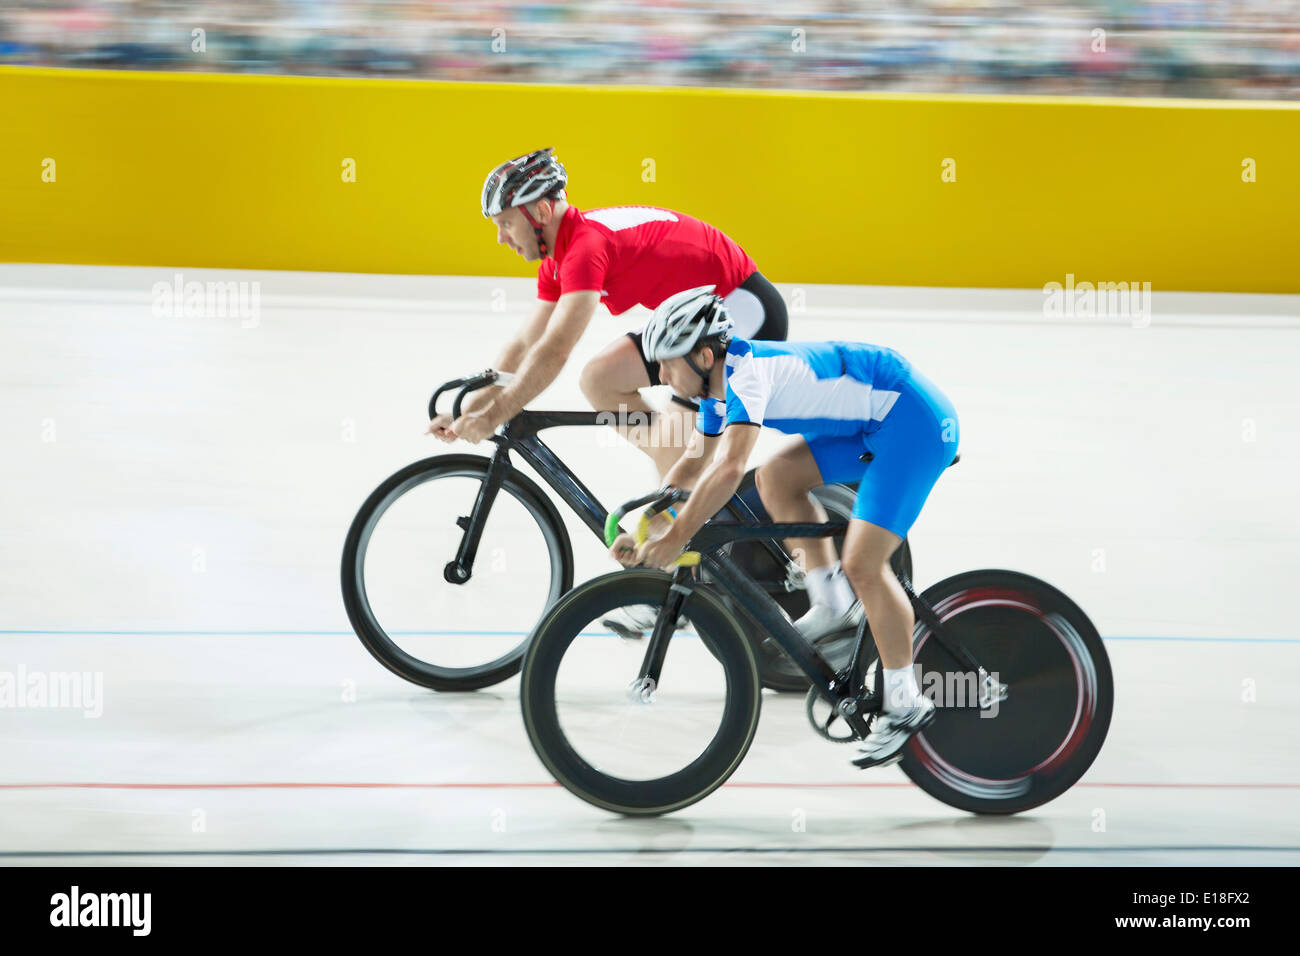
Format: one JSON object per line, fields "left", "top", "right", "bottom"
{"left": 610, "top": 286, "right": 960, "bottom": 768}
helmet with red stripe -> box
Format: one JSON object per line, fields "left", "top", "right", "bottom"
{"left": 481, "top": 148, "right": 568, "bottom": 257}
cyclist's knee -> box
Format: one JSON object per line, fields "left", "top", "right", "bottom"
{"left": 580, "top": 357, "right": 632, "bottom": 408}
{"left": 841, "top": 540, "right": 897, "bottom": 593}
{"left": 754, "top": 460, "right": 793, "bottom": 507}
{"left": 583, "top": 350, "right": 648, "bottom": 408}
{"left": 756, "top": 453, "right": 814, "bottom": 505}
{"left": 578, "top": 357, "right": 604, "bottom": 405}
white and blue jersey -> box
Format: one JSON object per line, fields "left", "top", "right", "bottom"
{"left": 695, "top": 339, "right": 912, "bottom": 439}
{"left": 695, "top": 338, "right": 960, "bottom": 538}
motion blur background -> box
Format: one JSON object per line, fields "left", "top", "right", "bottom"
{"left": 3, "top": 0, "right": 1298, "bottom": 99}
{"left": 2, "top": 1, "right": 1298, "bottom": 865}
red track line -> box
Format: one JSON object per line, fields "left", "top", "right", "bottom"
{"left": 0, "top": 781, "right": 1298, "bottom": 791}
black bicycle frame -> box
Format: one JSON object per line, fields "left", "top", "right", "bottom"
{"left": 436, "top": 371, "right": 798, "bottom": 586}
{"left": 642, "top": 516, "right": 994, "bottom": 733}
{"left": 432, "top": 372, "right": 985, "bottom": 727}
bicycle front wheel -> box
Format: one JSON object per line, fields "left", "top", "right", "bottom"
{"left": 342, "top": 454, "right": 573, "bottom": 691}
{"left": 520, "top": 570, "right": 761, "bottom": 816}
{"left": 899, "top": 570, "right": 1114, "bottom": 814}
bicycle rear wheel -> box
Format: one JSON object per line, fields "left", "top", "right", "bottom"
{"left": 342, "top": 454, "right": 573, "bottom": 691}
{"left": 898, "top": 570, "right": 1113, "bottom": 814}
{"left": 520, "top": 570, "right": 761, "bottom": 816}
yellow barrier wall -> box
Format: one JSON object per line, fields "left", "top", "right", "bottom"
{"left": 3, "top": 67, "right": 1298, "bottom": 292}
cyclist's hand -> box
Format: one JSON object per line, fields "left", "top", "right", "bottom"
{"left": 426, "top": 414, "right": 457, "bottom": 442}
{"left": 453, "top": 407, "right": 498, "bottom": 444}
{"left": 609, "top": 533, "right": 639, "bottom": 566}
{"left": 636, "top": 527, "right": 686, "bottom": 571}
{"left": 646, "top": 509, "right": 673, "bottom": 535}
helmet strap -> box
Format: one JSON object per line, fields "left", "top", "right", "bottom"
{"left": 681, "top": 349, "right": 712, "bottom": 399}
{"left": 518, "top": 202, "right": 549, "bottom": 258}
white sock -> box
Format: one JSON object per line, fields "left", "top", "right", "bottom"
{"left": 882, "top": 665, "right": 921, "bottom": 713}
{"left": 828, "top": 564, "right": 857, "bottom": 614}
{"left": 804, "top": 564, "right": 833, "bottom": 608}
{"left": 805, "top": 561, "right": 855, "bottom": 616}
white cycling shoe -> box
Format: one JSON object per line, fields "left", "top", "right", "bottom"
{"left": 793, "top": 600, "right": 864, "bottom": 642}
{"left": 851, "top": 696, "right": 936, "bottom": 769}
{"left": 602, "top": 605, "right": 688, "bottom": 640}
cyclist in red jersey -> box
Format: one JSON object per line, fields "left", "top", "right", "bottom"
{"left": 428, "top": 148, "right": 788, "bottom": 479}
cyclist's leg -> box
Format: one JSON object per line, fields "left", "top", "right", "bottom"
{"left": 842, "top": 372, "right": 959, "bottom": 705}
{"left": 842, "top": 519, "right": 911, "bottom": 673}
{"left": 579, "top": 333, "right": 690, "bottom": 479}
{"left": 578, "top": 331, "right": 655, "bottom": 412}
{"left": 756, "top": 433, "right": 859, "bottom": 574}
{"left": 758, "top": 433, "right": 872, "bottom": 633}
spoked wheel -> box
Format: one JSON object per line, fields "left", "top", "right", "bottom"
{"left": 898, "top": 570, "right": 1113, "bottom": 814}
{"left": 520, "top": 570, "right": 761, "bottom": 816}
{"left": 724, "top": 475, "right": 913, "bottom": 692}
{"left": 341, "top": 454, "right": 573, "bottom": 691}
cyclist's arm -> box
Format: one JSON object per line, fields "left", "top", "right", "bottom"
{"left": 458, "top": 299, "right": 556, "bottom": 418}
{"left": 488, "top": 290, "right": 600, "bottom": 421}
{"left": 661, "top": 423, "right": 761, "bottom": 548}
{"left": 497, "top": 298, "right": 557, "bottom": 373}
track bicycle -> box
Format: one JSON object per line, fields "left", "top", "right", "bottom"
{"left": 518, "top": 487, "right": 1113, "bottom": 816}
{"left": 341, "top": 369, "right": 911, "bottom": 692}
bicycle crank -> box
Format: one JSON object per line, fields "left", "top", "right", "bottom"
{"left": 805, "top": 685, "right": 866, "bottom": 743}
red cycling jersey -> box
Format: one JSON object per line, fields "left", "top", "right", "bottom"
{"left": 537, "top": 205, "right": 757, "bottom": 316}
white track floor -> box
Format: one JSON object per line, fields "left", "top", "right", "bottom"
{"left": 1, "top": 265, "right": 1298, "bottom": 866}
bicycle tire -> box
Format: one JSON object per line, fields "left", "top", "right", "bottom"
{"left": 520, "top": 569, "right": 761, "bottom": 816}
{"left": 898, "top": 569, "right": 1114, "bottom": 814}
{"left": 341, "top": 454, "right": 574, "bottom": 691}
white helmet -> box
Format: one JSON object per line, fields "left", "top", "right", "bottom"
{"left": 642, "top": 286, "right": 733, "bottom": 362}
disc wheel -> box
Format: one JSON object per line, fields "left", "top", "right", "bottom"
{"left": 898, "top": 569, "right": 1113, "bottom": 814}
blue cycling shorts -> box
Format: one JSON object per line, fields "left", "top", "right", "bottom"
{"left": 804, "top": 365, "right": 959, "bottom": 539}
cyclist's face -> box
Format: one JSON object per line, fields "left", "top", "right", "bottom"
{"left": 660, "top": 351, "right": 709, "bottom": 399}
{"left": 491, "top": 207, "right": 540, "bottom": 260}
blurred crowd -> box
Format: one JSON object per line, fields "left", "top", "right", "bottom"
{"left": 2, "top": 1, "right": 1297, "bottom": 99}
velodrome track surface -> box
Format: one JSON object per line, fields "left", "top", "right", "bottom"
{"left": 2, "top": 266, "right": 1297, "bottom": 865}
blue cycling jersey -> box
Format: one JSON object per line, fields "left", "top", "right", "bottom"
{"left": 695, "top": 339, "right": 913, "bottom": 438}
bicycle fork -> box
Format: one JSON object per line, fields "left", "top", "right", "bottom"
{"left": 444, "top": 444, "right": 511, "bottom": 585}
{"left": 628, "top": 566, "right": 694, "bottom": 703}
